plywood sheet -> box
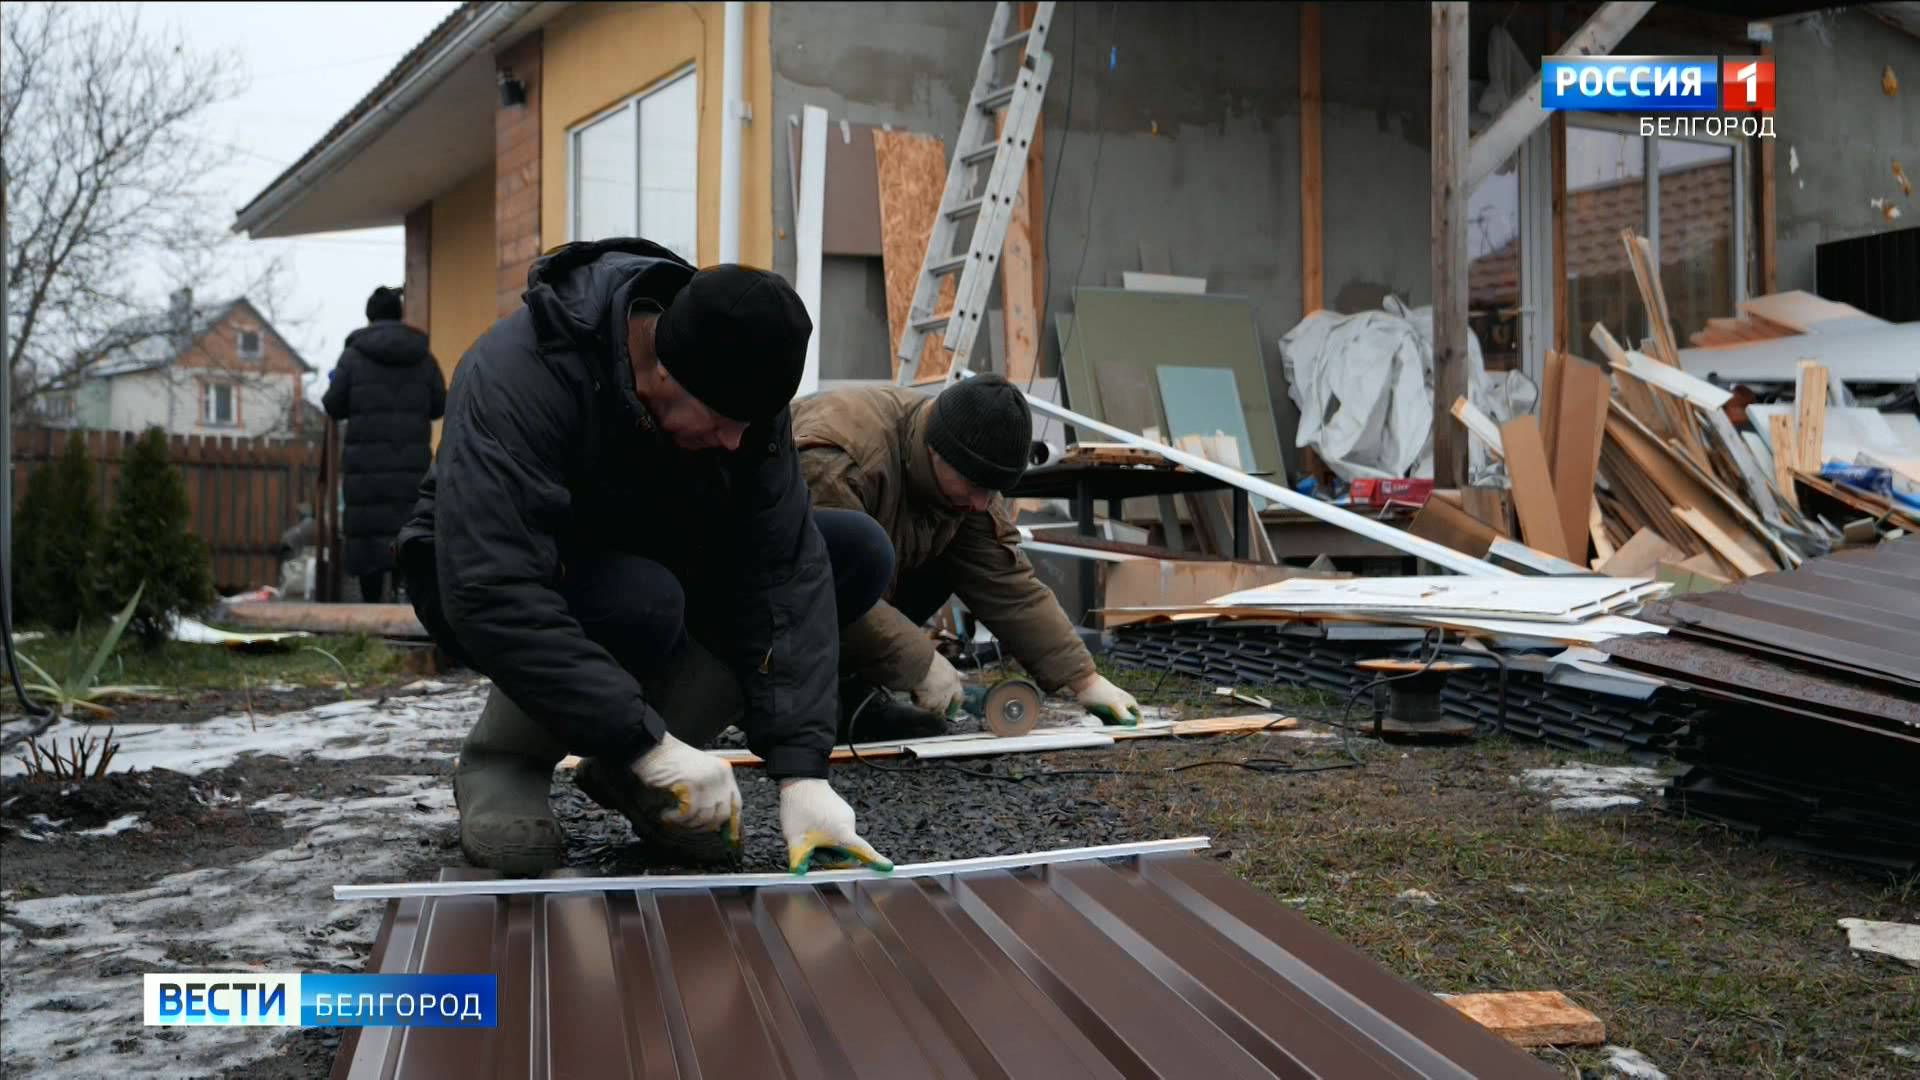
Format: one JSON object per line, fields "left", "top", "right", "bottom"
{"left": 1795, "top": 361, "right": 1828, "bottom": 471}
{"left": 1740, "top": 290, "right": 1867, "bottom": 333}
{"left": 1551, "top": 358, "right": 1609, "bottom": 560}
{"left": 1066, "top": 288, "right": 1285, "bottom": 481}
{"left": 1499, "top": 415, "right": 1571, "bottom": 560}
{"left": 1408, "top": 496, "right": 1501, "bottom": 559}
{"left": 874, "top": 130, "right": 953, "bottom": 380}
{"left": 1446, "top": 991, "right": 1604, "bottom": 1048}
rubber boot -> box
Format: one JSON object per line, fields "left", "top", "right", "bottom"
{"left": 837, "top": 675, "right": 950, "bottom": 744}
{"left": 452, "top": 689, "right": 567, "bottom": 875}
{"left": 574, "top": 638, "right": 744, "bottom": 867}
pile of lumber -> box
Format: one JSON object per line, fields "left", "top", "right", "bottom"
{"left": 1686, "top": 291, "right": 1874, "bottom": 348}
{"left": 1446, "top": 229, "right": 1912, "bottom": 586}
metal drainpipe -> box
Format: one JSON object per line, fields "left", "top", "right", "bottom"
{"left": 718, "top": 2, "right": 746, "bottom": 265}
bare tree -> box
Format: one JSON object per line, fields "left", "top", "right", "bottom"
{"left": 2, "top": 3, "right": 288, "bottom": 421}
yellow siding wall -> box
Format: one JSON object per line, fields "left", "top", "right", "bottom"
{"left": 540, "top": 1, "right": 773, "bottom": 269}
{"left": 428, "top": 167, "right": 498, "bottom": 382}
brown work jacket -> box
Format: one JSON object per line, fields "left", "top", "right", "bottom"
{"left": 792, "top": 387, "right": 1093, "bottom": 693}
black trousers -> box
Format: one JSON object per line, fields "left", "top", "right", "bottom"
{"left": 406, "top": 508, "right": 893, "bottom": 690}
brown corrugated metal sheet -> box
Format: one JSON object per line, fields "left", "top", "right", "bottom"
{"left": 334, "top": 850, "right": 1554, "bottom": 1079}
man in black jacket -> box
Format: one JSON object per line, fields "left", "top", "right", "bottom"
{"left": 322, "top": 286, "right": 445, "bottom": 602}
{"left": 399, "top": 239, "right": 894, "bottom": 876}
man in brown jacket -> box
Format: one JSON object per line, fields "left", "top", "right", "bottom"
{"left": 793, "top": 375, "right": 1141, "bottom": 735}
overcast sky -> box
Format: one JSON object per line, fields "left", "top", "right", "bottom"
{"left": 134, "top": 1, "right": 462, "bottom": 397}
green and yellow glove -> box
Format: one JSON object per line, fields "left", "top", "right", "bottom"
{"left": 1076, "top": 674, "right": 1144, "bottom": 726}
{"left": 778, "top": 778, "right": 894, "bottom": 875}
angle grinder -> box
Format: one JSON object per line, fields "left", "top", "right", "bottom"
{"left": 960, "top": 677, "right": 1043, "bottom": 738}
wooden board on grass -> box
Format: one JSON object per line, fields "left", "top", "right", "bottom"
{"left": 1445, "top": 991, "right": 1605, "bottom": 1048}
{"left": 874, "top": 129, "right": 953, "bottom": 381}
{"left": 1498, "top": 415, "right": 1571, "bottom": 560}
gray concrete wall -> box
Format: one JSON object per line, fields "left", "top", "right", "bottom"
{"left": 1775, "top": 9, "right": 1920, "bottom": 296}
{"left": 769, "top": 2, "right": 1436, "bottom": 471}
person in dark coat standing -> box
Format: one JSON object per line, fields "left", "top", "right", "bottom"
{"left": 396, "top": 238, "right": 896, "bottom": 877}
{"left": 322, "top": 286, "right": 446, "bottom": 603}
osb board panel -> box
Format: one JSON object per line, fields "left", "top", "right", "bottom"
{"left": 874, "top": 130, "right": 953, "bottom": 380}
{"left": 1446, "top": 991, "right": 1604, "bottom": 1048}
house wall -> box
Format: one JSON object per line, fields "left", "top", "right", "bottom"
{"left": 767, "top": 2, "right": 1434, "bottom": 469}
{"left": 537, "top": 1, "right": 773, "bottom": 268}
{"left": 97, "top": 304, "right": 307, "bottom": 439}
{"left": 430, "top": 167, "right": 500, "bottom": 380}
{"left": 1775, "top": 9, "right": 1920, "bottom": 295}
{"left": 496, "top": 30, "right": 543, "bottom": 318}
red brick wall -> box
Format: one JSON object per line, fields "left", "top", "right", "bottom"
{"left": 403, "top": 203, "right": 431, "bottom": 329}
{"left": 495, "top": 32, "right": 542, "bottom": 317}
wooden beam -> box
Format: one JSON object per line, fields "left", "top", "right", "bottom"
{"left": 1431, "top": 2, "right": 1471, "bottom": 488}
{"left": 1018, "top": 3, "right": 1047, "bottom": 339}
{"left": 1300, "top": 3, "right": 1324, "bottom": 315}
{"left": 997, "top": 112, "right": 1039, "bottom": 384}
{"left": 1499, "top": 415, "right": 1571, "bottom": 559}
{"left": 1795, "top": 361, "right": 1828, "bottom": 473}
{"left": 1757, "top": 42, "right": 1777, "bottom": 295}
{"left": 1465, "top": 1, "right": 1656, "bottom": 190}
{"left": 1451, "top": 395, "right": 1505, "bottom": 458}
{"left": 1769, "top": 412, "right": 1799, "bottom": 511}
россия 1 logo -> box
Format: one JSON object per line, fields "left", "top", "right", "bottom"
{"left": 1541, "top": 55, "right": 1775, "bottom": 113}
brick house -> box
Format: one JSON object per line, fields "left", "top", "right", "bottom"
{"left": 41, "top": 291, "right": 314, "bottom": 440}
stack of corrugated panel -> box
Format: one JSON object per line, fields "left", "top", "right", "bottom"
{"left": 1108, "top": 620, "right": 1697, "bottom": 759}
{"left": 1603, "top": 537, "right": 1920, "bottom": 872}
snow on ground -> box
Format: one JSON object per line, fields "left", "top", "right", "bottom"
{"left": 0, "top": 682, "right": 488, "bottom": 779}
{"left": 0, "top": 685, "right": 484, "bottom": 1078}
{"left": 1518, "top": 763, "right": 1668, "bottom": 812}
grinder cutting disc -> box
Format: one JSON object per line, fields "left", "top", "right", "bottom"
{"left": 982, "top": 679, "right": 1042, "bottom": 738}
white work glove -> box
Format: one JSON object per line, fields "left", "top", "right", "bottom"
{"left": 910, "top": 651, "right": 966, "bottom": 718}
{"left": 1075, "top": 673, "right": 1143, "bottom": 726}
{"left": 779, "top": 778, "right": 893, "bottom": 875}
{"left": 632, "top": 733, "right": 742, "bottom": 843}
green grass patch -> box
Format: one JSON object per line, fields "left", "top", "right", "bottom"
{"left": 12, "top": 630, "right": 401, "bottom": 692}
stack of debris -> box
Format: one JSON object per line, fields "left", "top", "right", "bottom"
{"left": 1602, "top": 538, "right": 1920, "bottom": 873}
{"left": 1103, "top": 576, "right": 1697, "bottom": 757}
{"left": 1449, "top": 231, "right": 1918, "bottom": 590}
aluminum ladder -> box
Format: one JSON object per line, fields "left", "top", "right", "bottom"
{"left": 894, "top": 1, "right": 1054, "bottom": 385}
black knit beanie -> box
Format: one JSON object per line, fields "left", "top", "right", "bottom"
{"left": 653, "top": 265, "right": 812, "bottom": 423}
{"left": 927, "top": 374, "right": 1033, "bottom": 492}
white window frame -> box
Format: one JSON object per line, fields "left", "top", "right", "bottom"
{"left": 565, "top": 66, "right": 698, "bottom": 250}
{"left": 202, "top": 381, "right": 236, "bottom": 428}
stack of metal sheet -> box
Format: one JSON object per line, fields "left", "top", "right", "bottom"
{"left": 331, "top": 841, "right": 1555, "bottom": 1078}
{"left": 1108, "top": 619, "right": 1697, "bottom": 759}
{"left": 1603, "top": 537, "right": 1920, "bottom": 872}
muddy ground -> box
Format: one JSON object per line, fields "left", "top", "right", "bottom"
{"left": 2, "top": 674, "right": 1915, "bottom": 1078}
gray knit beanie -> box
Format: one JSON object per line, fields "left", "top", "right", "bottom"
{"left": 926, "top": 375, "right": 1032, "bottom": 492}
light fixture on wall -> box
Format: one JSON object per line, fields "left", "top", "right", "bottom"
{"left": 497, "top": 69, "right": 528, "bottom": 108}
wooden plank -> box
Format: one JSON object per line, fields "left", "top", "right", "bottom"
{"left": 1445, "top": 991, "right": 1605, "bottom": 1049}
{"left": 1551, "top": 357, "right": 1608, "bottom": 559}
{"left": 1769, "top": 412, "right": 1799, "bottom": 511}
{"left": 1618, "top": 230, "right": 1712, "bottom": 468}
{"left": 1795, "top": 360, "right": 1828, "bottom": 472}
{"left": 1497, "top": 415, "right": 1570, "bottom": 559}
{"left": 1540, "top": 349, "right": 1566, "bottom": 470}
{"left": 1460, "top": 485, "right": 1511, "bottom": 536}
{"left": 1409, "top": 496, "right": 1501, "bottom": 559}
{"left": 1588, "top": 499, "right": 1615, "bottom": 567}
{"left": 1673, "top": 505, "right": 1771, "bottom": 578}
{"left": 1017, "top": 3, "right": 1045, "bottom": 331}
{"left": 1451, "top": 396, "right": 1504, "bottom": 458}
{"left": 1300, "top": 2, "right": 1324, "bottom": 314}
{"left": 1743, "top": 291, "right": 1865, "bottom": 334}
{"left": 1430, "top": 2, "right": 1470, "bottom": 487}
{"left": 1598, "top": 527, "right": 1683, "bottom": 578}
{"left": 1610, "top": 402, "right": 1792, "bottom": 570}
{"left": 873, "top": 129, "right": 953, "bottom": 380}
{"left": 997, "top": 110, "right": 1039, "bottom": 384}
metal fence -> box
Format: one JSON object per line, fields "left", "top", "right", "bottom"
{"left": 9, "top": 425, "right": 333, "bottom": 594}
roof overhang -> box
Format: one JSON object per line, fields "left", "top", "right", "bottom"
{"left": 232, "top": 1, "right": 569, "bottom": 239}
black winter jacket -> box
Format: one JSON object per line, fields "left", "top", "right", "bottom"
{"left": 397, "top": 239, "right": 839, "bottom": 778}
{"left": 322, "top": 321, "right": 445, "bottom": 576}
